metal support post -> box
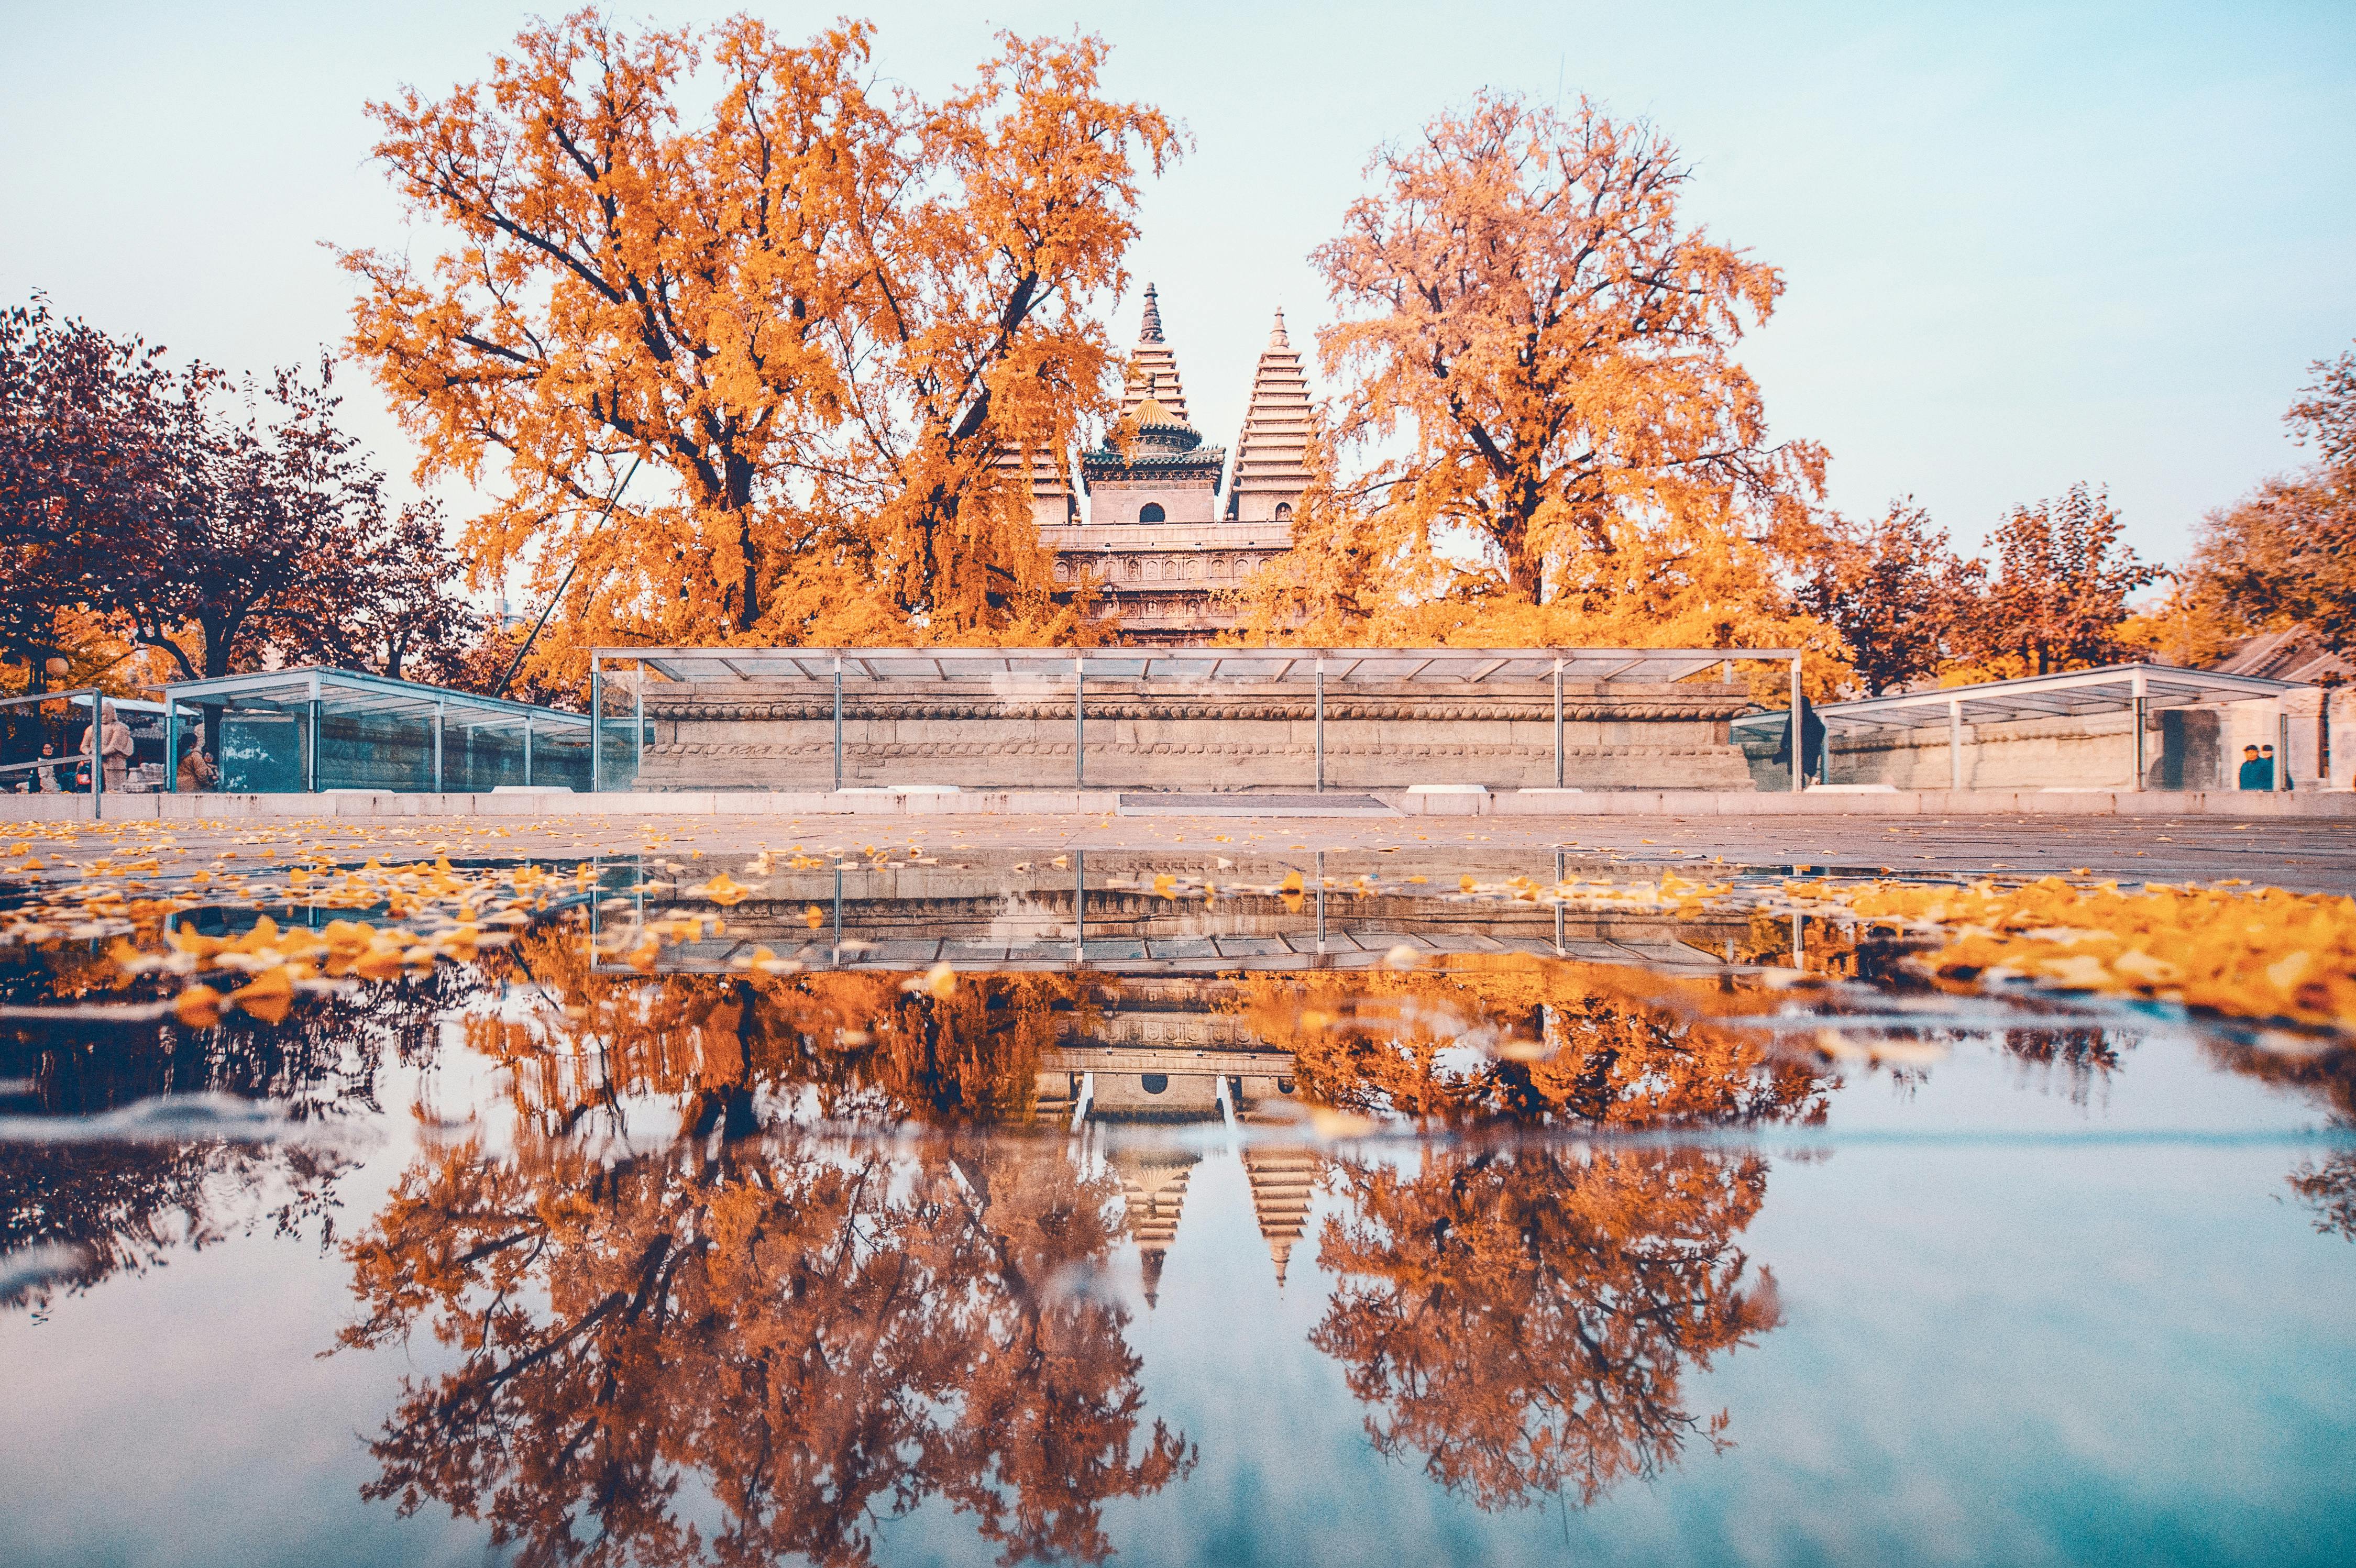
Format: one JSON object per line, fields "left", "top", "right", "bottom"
{"left": 2131, "top": 668, "right": 2148, "bottom": 792}
{"left": 307, "top": 698, "right": 322, "bottom": 792}
{"left": 523, "top": 713, "right": 535, "bottom": 786}
{"left": 1315, "top": 850, "right": 1327, "bottom": 954}
{"left": 588, "top": 664, "right": 602, "bottom": 793}
{"left": 164, "top": 701, "right": 179, "bottom": 793}
{"left": 1553, "top": 657, "right": 1565, "bottom": 788}
{"left": 1789, "top": 656, "right": 1803, "bottom": 793}
{"left": 1948, "top": 698, "right": 1963, "bottom": 792}
{"left": 1074, "top": 653, "right": 1086, "bottom": 789}
{"left": 831, "top": 862, "right": 843, "bottom": 965}
{"left": 86, "top": 694, "right": 101, "bottom": 820}
{"left": 433, "top": 698, "right": 446, "bottom": 793}
{"left": 1554, "top": 847, "right": 1566, "bottom": 955}
{"left": 2280, "top": 704, "right": 2293, "bottom": 792}
{"left": 632, "top": 662, "right": 644, "bottom": 789}
{"left": 1074, "top": 848, "right": 1086, "bottom": 966}
{"left": 1314, "top": 658, "right": 1325, "bottom": 792}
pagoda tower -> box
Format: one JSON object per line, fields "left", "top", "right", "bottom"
{"left": 1111, "top": 1147, "right": 1198, "bottom": 1308}
{"left": 1118, "top": 283, "right": 1191, "bottom": 426}
{"left": 991, "top": 439, "right": 1076, "bottom": 529}
{"left": 1224, "top": 310, "right": 1314, "bottom": 524}
{"left": 1241, "top": 1145, "right": 1322, "bottom": 1289}
{"left": 1037, "top": 283, "right": 1303, "bottom": 644}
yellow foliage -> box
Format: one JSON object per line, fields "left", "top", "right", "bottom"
{"left": 1226, "top": 95, "right": 1830, "bottom": 684}
{"left": 1815, "top": 877, "right": 2356, "bottom": 1033}
{"left": 342, "top": 13, "right": 1177, "bottom": 679}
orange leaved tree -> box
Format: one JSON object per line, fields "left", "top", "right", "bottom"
{"left": 341, "top": 11, "right": 1175, "bottom": 676}
{"left": 1290, "top": 93, "right": 1825, "bottom": 641}
{"left": 1955, "top": 483, "right": 2162, "bottom": 678}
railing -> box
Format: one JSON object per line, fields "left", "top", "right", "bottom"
{"left": 0, "top": 688, "right": 105, "bottom": 818}
{"left": 589, "top": 645, "right": 1814, "bottom": 795}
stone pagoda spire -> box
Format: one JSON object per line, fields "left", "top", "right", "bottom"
{"left": 1241, "top": 1144, "right": 1320, "bottom": 1289}
{"left": 1118, "top": 283, "right": 1191, "bottom": 427}
{"left": 1112, "top": 1147, "right": 1198, "bottom": 1309}
{"left": 1224, "top": 308, "right": 1313, "bottom": 523}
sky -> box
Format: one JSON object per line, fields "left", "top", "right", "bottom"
{"left": 3, "top": 0, "right": 2351, "bottom": 598}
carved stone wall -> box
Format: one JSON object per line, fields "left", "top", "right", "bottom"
{"left": 633, "top": 678, "right": 1759, "bottom": 791}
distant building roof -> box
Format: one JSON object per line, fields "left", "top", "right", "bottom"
{"left": 2210, "top": 625, "right": 2352, "bottom": 684}
{"left": 1731, "top": 661, "right": 2303, "bottom": 739}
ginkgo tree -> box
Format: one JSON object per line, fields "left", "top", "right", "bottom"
{"left": 1234, "top": 93, "right": 1840, "bottom": 681}
{"left": 342, "top": 10, "right": 1176, "bottom": 677}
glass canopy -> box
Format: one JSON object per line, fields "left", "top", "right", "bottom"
{"left": 149, "top": 667, "right": 593, "bottom": 793}
{"left": 601, "top": 646, "right": 1801, "bottom": 687}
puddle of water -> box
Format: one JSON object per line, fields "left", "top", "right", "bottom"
{"left": 0, "top": 845, "right": 2352, "bottom": 1566}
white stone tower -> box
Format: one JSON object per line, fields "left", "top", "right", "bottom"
{"left": 1225, "top": 310, "right": 1314, "bottom": 524}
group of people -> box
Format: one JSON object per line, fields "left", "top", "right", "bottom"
{"left": 6, "top": 702, "right": 214, "bottom": 793}
{"left": 2237, "top": 743, "right": 2289, "bottom": 790}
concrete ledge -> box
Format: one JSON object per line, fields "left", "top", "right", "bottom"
{"left": 5, "top": 786, "right": 2351, "bottom": 826}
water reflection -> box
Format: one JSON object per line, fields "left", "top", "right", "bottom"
{"left": 1237, "top": 965, "right": 1832, "bottom": 1129}
{"left": 1315, "top": 1146, "right": 1780, "bottom": 1511}
{"left": 339, "top": 1138, "right": 1192, "bottom": 1567}
{"left": 0, "top": 968, "right": 470, "bottom": 1311}
{"left": 3, "top": 851, "right": 2354, "bottom": 1563}
{"left": 475, "top": 927, "right": 1085, "bottom": 1134}
{"left": 2290, "top": 1153, "right": 2356, "bottom": 1242}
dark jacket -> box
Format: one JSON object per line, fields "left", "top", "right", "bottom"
{"left": 1771, "top": 699, "right": 1827, "bottom": 781}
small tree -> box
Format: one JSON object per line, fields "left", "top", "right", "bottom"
{"left": 343, "top": 500, "right": 484, "bottom": 683}
{"left": 1796, "top": 501, "right": 1983, "bottom": 695}
{"left": 1958, "top": 483, "right": 2161, "bottom": 676}
{"left": 0, "top": 299, "right": 170, "bottom": 688}
{"left": 102, "top": 361, "right": 387, "bottom": 684}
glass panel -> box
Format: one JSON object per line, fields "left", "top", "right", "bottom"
{"left": 531, "top": 723, "right": 594, "bottom": 791}
{"left": 219, "top": 707, "right": 307, "bottom": 793}
{"left": 315, "top": 706, "right": 435, "bottom": 791}
{"left": 439, "top": 715, "right": 514, "bottom": 792}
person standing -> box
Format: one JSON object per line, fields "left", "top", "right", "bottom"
{"left": 34, "top": 742, "right": 60, "bottom": 793}
{"left": 2261, "top": 744, "right": 2287, "bottom": 790}
{"left": 1771, "top": 696, "right": 1827, "bottom": 787}
{"left": 2237, "top": 745, "right": 2266, "bottom": 790}
{"left": 77, "top": 702, "right": 135, "bottom": 792}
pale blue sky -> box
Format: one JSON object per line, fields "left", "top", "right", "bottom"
{"left": 3, "top": 0, "right": 2351, "bottom": 585}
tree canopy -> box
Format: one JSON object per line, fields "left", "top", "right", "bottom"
{"left": 343, "top": 10, "right": 1176, "bottom": 683}
{"left": 1229, "top": 93, "right": 1834, "bottom": 673}
{"left": 0, "top": 299, "right": 477, "bottom": 696}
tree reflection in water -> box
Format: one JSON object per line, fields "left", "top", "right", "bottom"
{"left": 1312, "top": 1146, "right": 1782, "bottom": 1512}
{"left": 339, "top": 1137, "right": 1190, "bottom": 1568}
{"left": 1232, "top": 959, "right": 1834, "bottom": 1129}
{"left": 472, "top": 929, "right": 1086, "bottom": 1134}
{"left": 0, "top": 960, "right": 465, "bottom": 1313}
{"left": 2201, "top": 1034, "right": 2356, "bottom": 1244}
